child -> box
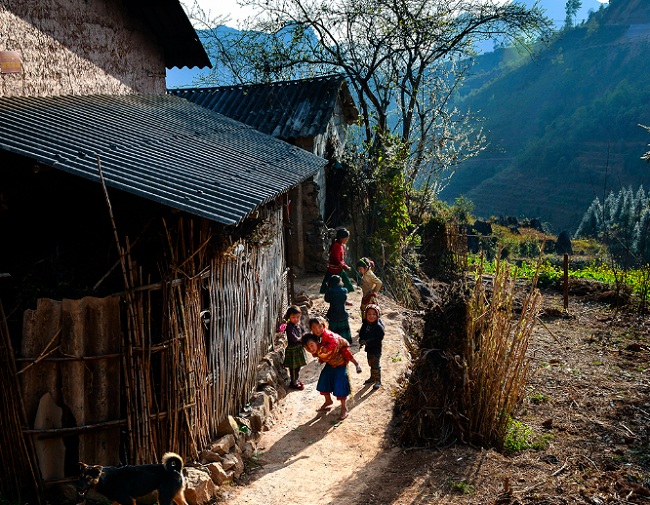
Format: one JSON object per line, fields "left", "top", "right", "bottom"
{"left": 358, "top": 304, "right": 385, "bottom": 389}
{"left": 282, "top": 305, "right": 308, "bottom": 390}
{"left": 357, "top": 257, "right": 383, "bottom": 315}
{"left": 308, "top": 317, "right": 361, "bottom": 372}
{"left": 323, "top": 275, "right": 352, "bottom": 344}
{"left": 320, "top": 228, "right": 355, "bottom": 294}
{"left": 302, "top": 323, "right": 361, "bottom": 421}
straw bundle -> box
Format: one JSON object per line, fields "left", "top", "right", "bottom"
{"left": 397, "top": 258, "right": 542, "bottom": 449}
{"left": 463, "top": 258, "right": 542, "bottom": 449}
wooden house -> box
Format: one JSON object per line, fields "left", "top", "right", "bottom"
{"left": 170, "top": 77, "right": 359, "bottom": 273}
{"left": 0, "top": 0, "right": 327, "bottom": 501}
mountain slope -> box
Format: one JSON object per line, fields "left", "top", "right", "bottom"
{"left": 442, "top": 0, "right": 650, "bottom": 232}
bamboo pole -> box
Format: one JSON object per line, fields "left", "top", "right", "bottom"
{"left": 0, "top": 301, "right": 42, "bottom": 503}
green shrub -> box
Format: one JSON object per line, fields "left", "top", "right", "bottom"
{"left": 504, "top": 418, "right": 534, "bottom": 452}
{"left": 504, "top": 418, "right": 553, "bottom": 452}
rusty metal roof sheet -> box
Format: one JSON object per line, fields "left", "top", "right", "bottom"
{"left": 0, "top": 94, "right": 327, "bottom": 225}
{"left": 169, "top": 75, "right": 359, "bottom": 140}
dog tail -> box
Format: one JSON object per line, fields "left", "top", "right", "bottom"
{"left": 162, "top": 452, "right": 184, "bottom": 473}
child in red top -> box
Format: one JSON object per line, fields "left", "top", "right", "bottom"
{"left": 319, "top": 228, "right": 355, "bottom": 294}
{"left": 304, "top": 316, "right": 362, "bottom": 420}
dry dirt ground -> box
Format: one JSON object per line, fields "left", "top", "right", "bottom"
{"left": 217, "top": 274, "right": 650, "bottom": 505}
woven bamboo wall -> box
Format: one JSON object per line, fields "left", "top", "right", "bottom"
{"left": 122, "top": 206, "right": 287, "bottom": 463}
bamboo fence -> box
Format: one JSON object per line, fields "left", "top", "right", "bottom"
{"left": 1, "top": 202, "right": 288, "bottom": 488}
{"left": 120, "top": 206, "right": 287, "bottom": 463}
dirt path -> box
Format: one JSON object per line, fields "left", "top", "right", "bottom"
{"left": 218, "top": 274, "right": 411, "bottom": 505}
{"left": 218, "top": 275, "right": 650, "bottom": 505}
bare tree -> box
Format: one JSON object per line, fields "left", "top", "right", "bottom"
{"left": 186, "top": 0, "right": 553, "bottom": 267}
{"left": 190, "top": 0, "right": 551, "bottom": 194}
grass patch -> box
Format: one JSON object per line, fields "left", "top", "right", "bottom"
{"left": 449, "top": 480, "right": 475, "bottom": 494}
{"left": 530, "top": 393, "right": 549, "bottom": 404}
{"left": 469, "top": 256, "right": 650, "bottom": 306}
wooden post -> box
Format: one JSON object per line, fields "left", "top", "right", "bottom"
{"left": 563, "top": 253, "right": 569, "bottom": 311}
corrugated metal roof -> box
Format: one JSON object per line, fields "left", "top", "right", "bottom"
{"left": 126, "top": 0, "right": 211, "bottom": 69}
{"left": 169, "top": 75, "right": 359, "bottom": 140}
{"left": 0, "top": 94, "right": 327, "bottom": 226}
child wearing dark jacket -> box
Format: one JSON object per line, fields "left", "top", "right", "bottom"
{"left": 282, "top": 305, "right": 308, "bottom": 390}
{"left": 358, "top": 303, "right": 385, "bottom": 389}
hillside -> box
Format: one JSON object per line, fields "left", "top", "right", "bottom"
{"left": 442, "top": 0, "right": 650, "bottom": 233}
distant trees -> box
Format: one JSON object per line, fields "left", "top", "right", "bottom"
{"left": 576, "top": 126, "right": 650, "bottom": 266}
{"left": 575, "top": 185, "right": 650, "bottom": 265}
{"left": 564, "top": 0, "right": 582, "bottom": 29}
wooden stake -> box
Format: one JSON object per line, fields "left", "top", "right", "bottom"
{"left": 563, "top": 253, "right": 569, "bottom": 311}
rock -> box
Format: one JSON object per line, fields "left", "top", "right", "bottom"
{"left": 184, "top": 467, "right": 217, "bottom": 505}
{"left": 294, "top": 292, "right": 314, "bottom": 309}
{"left": 210, "top": 434, "right": 235, "bottom": 455}
{"left": 220, "top": 453, "right": 237, "bottom": 471}
{"left": 267, "top": 348, "right": 286, "bottom": 370}
{"left": 276, "top": 384, "right": 287, "bottom": 400}
{"left": 250, "top": 392, "right": 271, "bottom": 416}
{"left": 206, "top": 462, "right": 231, "bottom": 486}
{"left": 249, "top": 412, "right": 264, "bottom": 433}
{"left": 256, "top": 360, "right": 278, "bottom": 387}
{"left": 221, "top": 453, "right": 244, "bottom": 477}
{"left": 261, "top": 385, "right": 278, "bottom": 407}
{"left": 297, "top": 298, "right": 313, "bottom": 308}
{"left": 217, "top": 415, "right": 240, "bottom": 439}
{"left": 199, "top": 449, "right": 222, "bottom": 464}
{"left": 294, "top": 292, "right": 310, "bottom": 303}
{"left": 240, "top": 440, "right": 257, "bottom": 459}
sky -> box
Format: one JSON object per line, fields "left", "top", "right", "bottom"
{"left": 168, "top": 0, "right": 610, "bottom": 87}
{"left": 185, "top": 0, "right": 610, "bottom": 30}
